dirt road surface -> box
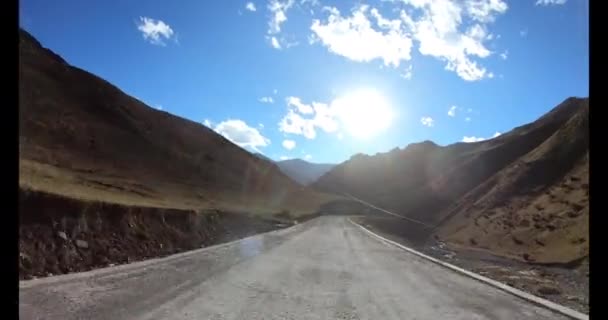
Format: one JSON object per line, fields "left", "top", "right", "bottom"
{"left": 20, "top": 216, "right": 568, "bottom": 320}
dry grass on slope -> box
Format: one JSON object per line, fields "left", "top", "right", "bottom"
{"left": 437, "top": 103, "right": 589, "bottom": 264}
{"left": 19, "top": 28, "right": 338, "bottom": 218}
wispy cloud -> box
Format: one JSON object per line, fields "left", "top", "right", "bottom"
{"left": 259, "top": 96, "right": 274, "bottom": 103}
{"left": 213, "top": 119, "right": 270, "bottom": 151}
{"left": 520, "top": 28, "right": 528, "bottom": 37}
{"left": 305, "top": 154, "right": 312, "bottom": 160}
{"left": 401, "top": 65, "right": 413, "bottom": 80}
{"left": 462, "top": 131, "right": 501, "bottom": 143}
{"left": 268, "top": 0, "right": 294, "bottom": 34}
{"left": 420, "top": 116, "right": 434, "bottom": 127}
{"left": 258, "top": 123, "right": 265, "bottom": 129}
{"left": 266, "top": 0, "right": 303, "bottom": 49}
{"left": 535, "top": 0, "right": 567, "bottom": 6}
{"left": 465, "top": 117, "right": 472, "bottom": 122}
{"left": 500, "top": 50, "right": 508, "bottom": 60}
{"left": 448, "top": 105, "right": 457, "bottom": 117}
{"left": 280, "top": 155, "right": 292, "bottom": 160}
{"left": 245, "top": 2, "right": 257, "bottom": 12}
{"left": 282, "top": 139, "right": 296, "bottom": 150}
{"left": 203, "top": 119, "right": 213, "bottom": 127}
{"left": 136, "top": 17, "right": 175, "bottom": 46}
{"left": 300, "top": 0, "right": 319, "bottom": 6}
{"left": 286, "top": 96, "right": 314, "bottom": 114}
{"left": 462, "top": 136, "right": 485, "bottom": 143}
{"left": 269, "top": 36, "right": 282, "bottom": 49}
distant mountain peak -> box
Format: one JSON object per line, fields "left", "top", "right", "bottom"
{"left": 276, "top": 158, "right": 336, "bottom": 186}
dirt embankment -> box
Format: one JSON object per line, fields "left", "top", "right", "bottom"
{"left": 19, "top": 189, "right": 294, "bottom": 280}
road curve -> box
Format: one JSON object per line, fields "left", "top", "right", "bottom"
{"left": 20, "top": 216, "right": 567, "bottom": 320}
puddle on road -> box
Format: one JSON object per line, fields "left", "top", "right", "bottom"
{"left": 238, "top": 236, "right": 265, "bottom": 258}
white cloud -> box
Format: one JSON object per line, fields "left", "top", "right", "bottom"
{"left": 462, "top": 136, "right": 485, "bottom": 143}
{"left": 279, "top": 110, "right": 318, "bottom": 139}
{"left": 311, "top": 6, "right": 413, "bottom": 68}
{"left": 300, "top": 0, "right": 319, "bottom": 6}
{"left": 155, "top": 104, "right": 163, "bottom": 110}
{"left": 309, "top": 1, "right": 507, "bottom": 81}
{"left": 245, "top": 2, "right": 257, "bottom": 11}
{"left": 465, "top": 116, "right": 472, "bottom": 122}
{"left": 278, "top": 97, "right": 341, "bottom": 139}
{"left": 259, "top": 123, "right": 265, "bottom": 128}
{"left": 136, "top": 17, "right": 174, "bottom": 46}
{"left": 273, "top": 89, "right": 278, "bottom": 94}
{"left": 520, "top": 29, "right": 528, "bottom": 37}
{"left": 214, "top": 119, "right": 270, "bottom": 151}
{"left": 398, "top": 0, "right": 507, "bottom": 80}
{"left": 279, "top": 90, "right": 396, "bottom": 140}
{"left": 259, "top": 96, "right": 274, "bottom": 103}
{"left": 305, "top": 154, "right": 313, "bottom": 160}
{"left": 337, "top": 132, "right": 344, "bottom": 140}
{"left": 401, "top": 65, "right": 413, "bottom": 79}
{"left": 462, "top": 131, "right": 501, "bottom": 143}
{"left": 269, "top": 36, "right": 282, "bottom": 49}
{"left": 465, "top": 0, "right": 508, "bottom": 23}
{"left": 284, "top": 39, "right": 299, "bottom": 48}
{"left": 311, "top": 102, "right": 339, "bottom": 132}
{"left": 203, "top": 119, "right": 212, "bottom": 127}
{"left": 408, "top": 11, "right": 495, "bottom": 81}
{"left": 286, "top": 96, "right": 314, "bottom": 114}
{"left": 280, "top": 155, "right": 291, "bottom": 160}
{"left": 448, "top": 105, "right": 457, "bottom": 117}
{"left": 499, "top": 50, "right": 508, "bottom": 60}
{"left": 535, "top": 0, "right": 567, "bottom": 6}
{"left": 420, "top": 116, "right": 434, "bottom": 127}
{"left": 282, "top": 139, "right": 296, "bottom": 150}
{"left": 268, "top": 0, "right": 294, "bottom": 34}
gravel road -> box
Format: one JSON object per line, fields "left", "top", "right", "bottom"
{"left": 20, "top": 216, "right": 568, "bottom": 319}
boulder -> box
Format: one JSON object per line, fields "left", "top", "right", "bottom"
{"left": 76, "top": 239, "right": 89, "bottom": 249}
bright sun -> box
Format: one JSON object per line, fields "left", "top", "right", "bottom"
{"left": 334, "top": 88, "right": 394, "bottom": 139}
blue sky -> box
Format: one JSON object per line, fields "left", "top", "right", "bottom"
{"left": 20, "top": 0, "right": 588, "bottom": 164}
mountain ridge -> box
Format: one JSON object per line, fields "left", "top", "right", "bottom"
{"left": 276, "top": 159, "right": 336, "bottom": 186}
{"left": 18, "top": 28, "right": 335, "bottom": 215}
{"left": 314, "top": 97, "right": 588, "bottom": 264}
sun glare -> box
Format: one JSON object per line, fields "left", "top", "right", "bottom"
{"left": 334, "top": 88, "right": 394, "bottom": 139}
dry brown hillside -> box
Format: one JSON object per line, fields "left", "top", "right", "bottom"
{"left": 437, "top": 103, "right": 588, "bottom": 264}
{"left": 313, "top": 97, "right": 588, "bottom": 264}
{"left": 19, "top": 28, "right": 335, "bottom": 216}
